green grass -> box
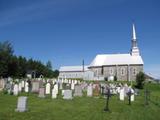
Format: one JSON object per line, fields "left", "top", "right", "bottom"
{"left": 0, "top": 83, "right": 160, "bottom": 120}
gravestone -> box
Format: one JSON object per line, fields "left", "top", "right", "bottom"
{"left": 69, "top": 79, "right": 71, "bottom": 84}
{"left": 71, "top": 83, "right": 75, "bottom": 90}
{"left": 25, "top": 82, "right": 29, "bottom": 92}
{"left": 74, "top": 85, "right": 82, "bottom": 97}
{"left": 74, "top": 80, "right": 77, "bottom": 84}
{"left": 0, "top": 79, "right": 5, "bottom": 90}
{"left": 116, "top": 87, "right": 121, "bottom": 94}
{"left": 45, "top": 83, "right": 51, "bottom": 94}
{"left": 15, "top": 96, "right": 28, "bottom": 112}
{"left": 54, "top": 84, "right": 59, "bottom": 95}
{"left": 13, "top": 84, "right": 19, "bottom": 96}
{"left": 32, "top": 82, "right": 40, "bottom": 93}
{"left": 120, "top": 87, "right": 125, "bottom": 101}
{"left": 87, "top": 84, "right": 93, "bottom": 97}
{"left": 131, "top": 88, "right": 135, "bottom": 101}
{"left": 21, "top": 80, "right": 25, "bottom": 88}
{"left": 124, "top": 84, "right": 129, "bottom": 97}
{"left": 52, "top": 80, "right": 55, "bottom": 85}
{"left": 18, "top": 83, "right": 22, "bottom": 92}
{"left": 38, "top": 88, "right": 45, "bottom": 98}
{"left": 52, "top": 88, "right": 57, "bottom": 99}
{"left": 63, "top": 90, "right": 72, "bottom": 100}
{"left": 5, "top": 82, "right": 12, "bottom": 94}
{"left": 59, "top": 82, "right": 63, "bottom": 90}
{"left": 65, "top": 84, "right": 70, "bottom": 89}
{"left": 62, "top": 90, "right": 65, "bottom": 96}
{"left": 93, "top": 84, "right": 100, "bottom": 97}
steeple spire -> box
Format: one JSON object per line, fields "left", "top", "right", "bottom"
{"left": 130, "top": 23, "right": 140, "bottom": 56}
{"left": 132, "top": 23, "right": 136, "bottom": 40}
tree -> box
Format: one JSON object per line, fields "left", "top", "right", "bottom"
{"left": 136, "top": 72, "right": 145, "bottom": 89}
{"left": 0, "top": 41, "right": 14, "bottom": 55}
{"left": 46, "top": 60, "right": 52, "bottom": 70}
{"left": 0, "top": 41, "right": 59, "bottom": 78}
{"left": 0, "top": 41, "right": 14, "bottom": 77}
{"left": 53, "top": 70, "right": 59, "bottom": 78}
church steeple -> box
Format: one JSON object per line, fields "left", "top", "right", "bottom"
{"left": 132, "top": 23, "right": 137, "bottom": 40}
{"left": 130, "top": 23, "right": 140, "bottom": 56}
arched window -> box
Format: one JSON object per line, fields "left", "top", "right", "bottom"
{"left": 94, "top": 69, "right": 98, "bottom": 77}
{"left": 133, "top": 68, "right": 137, "bottom": 75}
{"left": 110, "top": 68, "right": 113, "bottom": 75}
{"left": 121, "top": 68, "right": 125, "bottom": 76}
{"left": 101, "top": 67, "right": 104, "bottom": 75}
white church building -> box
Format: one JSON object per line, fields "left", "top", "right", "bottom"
{"left": 59, "top": 24, "right": 144, "bottom": 81}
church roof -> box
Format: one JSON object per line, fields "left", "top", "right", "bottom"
{"left": 89, "top": 53, "right": 144, "bottom": 67}
{"left": 59, "top": 66, "right": 89, "bottom": 72}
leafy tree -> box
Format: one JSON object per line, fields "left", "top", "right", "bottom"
{"left": 46, "top": 60, "right": 52, "bottom": 70}
{"left": 0, "top": 41, "right": 14, "bottom": 77}
{"left": 53, "top": 70, "right": 59, "bottom": 78}
{"left": 136, "top": 72, "right": 145, "bottom": 89}
{"left": 0, "top": 41, "right": 14, "bottom": 55}
{"left": 0, "top": 41, "right": 59, "bottom": 78}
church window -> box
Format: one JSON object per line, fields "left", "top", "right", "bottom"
{"left": 121, "top": 68, "right": 125, "bottom": 76}
{"left": 133, "top": 68, "right": 137, "bottom": 75}
{"left": 101, "top": 67, "right": 104, "bottom": 75}
{"left": 110, "top": 68, "right": 113, "bottom": 75}
{"left": 94, "top": 69, "right": 98, "bottom": 77}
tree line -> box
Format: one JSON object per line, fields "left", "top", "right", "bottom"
{"left": 0, "top": 41, "right": 59, "bottom": 78}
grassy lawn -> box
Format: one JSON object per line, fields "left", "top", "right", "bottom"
{"left": 0, "top": 83, "right": 160, "bottom": 120}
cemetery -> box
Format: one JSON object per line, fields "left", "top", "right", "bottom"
{"left": 0, "top": 77, "right": 160, "bottom": 120}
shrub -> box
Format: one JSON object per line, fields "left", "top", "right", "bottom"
{"left": 114, "top": 76, "right": 117, "bottom": 81}
{"left": 135, "top": 72, "right": 145, "bottom": 89}
{"left": 104, "top": 77, "right": 108, "bottom": 81}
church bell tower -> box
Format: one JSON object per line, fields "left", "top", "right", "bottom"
{"left": 130, "top": 24, "right": 140, "bottom": 56}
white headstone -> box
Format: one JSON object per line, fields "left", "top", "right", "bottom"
{"left": 25, "top": 82, "right": 29, "bottom": 92}
{"left": 74, "top": 85, "right": 82, "bottom": 97}
{"left": 38, "top": 88, "right": 45, "bottom": 98}
{"left": 75, "top": 80, "right": 77, "bottom": 84}
{"left": 87, "top": 84, "right": 93, "bottom": 97}
{"left": 45, "top": 83, "right": 51, "bottom": 94}
{"left": 62, "top": 90, "right": 65, "bottom": 96}
{"left": 15, "top": 96, "right": 28, "bottom": 112}
{"left": 0, "top": 79, "right": 5, "bottom": 90}
{"left": 59, "top": 82, "right": 63, "bottom": 90}
{"left": 120, "top": 87, "right": 125, "bottom": 101}
{"left": 13, "top": 84, "right": 19, "bottom": 96}
{"left": 71, "top": 83, "right": 75, "bottom": 90}
{"left": 63, "top": 90, "right": 72, "bottom": 100}
{"left": 69, "top": 79, "right": 71, "bottom": 84}
{"left": 32, "top": 82, "right": 39, "bottom": 93}
{"left": 131, "top": 88, "right": 135, "bottom": 102}
{"left": 21, "top": 81, "right": 25, "bottom": 88}
{"left": 52, "top": 88, "right": 57, "bottom": 99}
{"left": 18, "top": 83, "right": 22, "bottom": 92}
{"left": 54, "top": 84, "right": 58, "bottom": 94}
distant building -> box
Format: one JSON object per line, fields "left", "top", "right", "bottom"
{"left": 59, "top": 24, "right": 144, "bottom": 81}
{"left": 59, "top": 66, "right": 94, "bottom": 80}
{"left": 26, "top": 70, "right": 36, "bottom": 79}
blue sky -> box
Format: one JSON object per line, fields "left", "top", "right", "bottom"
{"left": 0, "top": 0, "right": 160, "bottom": 78}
